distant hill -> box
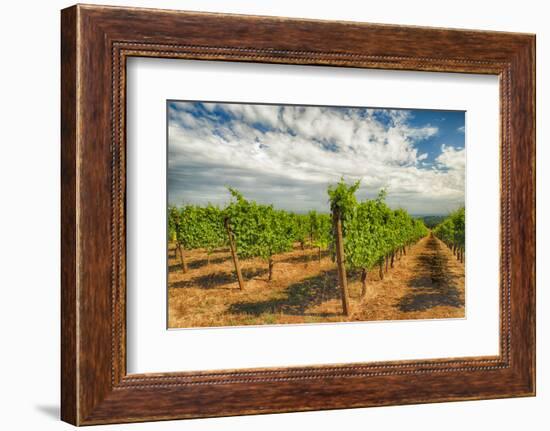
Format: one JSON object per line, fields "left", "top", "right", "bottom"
{"left": 415, "top": 215, "right": 446, "bottom": 229}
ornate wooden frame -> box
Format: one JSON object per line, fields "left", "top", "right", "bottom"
{"left": 61, "top": 4, "right": 536, "bottom": 425}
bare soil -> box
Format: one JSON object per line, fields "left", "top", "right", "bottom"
{"left": 167, "top": 234, "right": 465, "bottom": 328}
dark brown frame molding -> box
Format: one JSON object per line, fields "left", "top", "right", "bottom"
{"left": 61, "top": 4, "right": 535, "bottom": 425}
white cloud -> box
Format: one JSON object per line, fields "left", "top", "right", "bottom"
{"left": 168, "top": 103, "right": 464, "bottom": 214}
{"left": 436, "top": 144, "right": 465, "bottom": 172}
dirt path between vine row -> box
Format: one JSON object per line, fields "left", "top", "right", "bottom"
{"left": 352, "top": 234, "right": 465, "bottom": 322}
{"left": 168, "top": 234, "right": 465, "bottom": 328}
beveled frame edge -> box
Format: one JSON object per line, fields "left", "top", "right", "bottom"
{"left": 61, "top": 4, "right": 535, "bottom": 426}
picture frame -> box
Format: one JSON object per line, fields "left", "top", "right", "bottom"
{"left": 61, "top": 4, "right": 535, "bottom": 425}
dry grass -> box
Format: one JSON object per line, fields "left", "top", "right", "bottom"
{"left": 168, "top": 235, "right": 465, "bottom": 328}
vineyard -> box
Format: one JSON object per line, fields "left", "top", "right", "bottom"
{"left": 168, "top": 180, "right": 464, "bottom": 327}
{"left": 433, "top": 207, "right": 465, "bottom": 263}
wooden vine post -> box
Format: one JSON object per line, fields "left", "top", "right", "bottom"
{"left": 176, "top": 243, "right": 188, "bottom": 273}
{"left": 224, "top": 217, "right": 245, "bottom": 290}
{"left": 360, "top": 268, "right": 368, "bottom": 298}
{"left": 268, "top": 257, "right": 274, "bottom": 281}
{"left": 333, "top": 209, "right": 350, "bottom": 316}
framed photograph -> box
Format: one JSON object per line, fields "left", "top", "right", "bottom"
{"left": 165, "top": 100, "right": 466, "bottom": 329}
{"left": 61, "top": 4, "right": 535, "bottom": 425}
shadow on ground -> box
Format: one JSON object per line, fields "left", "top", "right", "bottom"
{"left": 228, "top": 269, "right": 345, "bottom": 316}
{"left": 169, "top": 255, "right": 232, "bottom": 272}
{"left": 171, "top": 267, "right": 267, "bottom": 289}
{"left": 398, "top": 236, "right": 463, "bottom": 312}
{"left": 278, "top": 249, "right": 331, "bottom": 265}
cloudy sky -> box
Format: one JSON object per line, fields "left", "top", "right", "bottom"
{"left": 167, "top": 101, "right": 465, "bottom": 215}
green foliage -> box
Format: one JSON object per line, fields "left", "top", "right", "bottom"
{"left": 168, "top": 189, "right": 334, "bottom": 263}
{"left": 327, "top": 178, "right": 360, "bottom": 221}
{"left": 289, "top": 213, "right": 311, "bottom": 247}
{"left": 328, "top": 179, "right": 428, "bottom": 271}
{"left": 169, "top": 204, "right": 226, "bottom": 253}
{"left": 168, "top": 206, "right": 180, "bottom": 243}
{"left": 433, "top": 207, "right": 465, "bottom": 249}
{"left": 168, "top": 181, "right": 430, "bottom": 274}
{"left": 224, "top": 189, "right": 295, "bottom": 261}
{"left": 344, "top": 199, "right": 386, "bottom": 270}
{"left": 308, "top": 210, "right": 332, "bottom": 249}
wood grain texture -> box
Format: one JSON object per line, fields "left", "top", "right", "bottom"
{"left": 60, "top": 5, "right": 78, "bottom": 425}
{"left": 60, "top": 4, "right": 536, "bottom": 425}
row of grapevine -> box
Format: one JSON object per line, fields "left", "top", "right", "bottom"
{"left": 168, "top": 204, "right": 227, "bottom": 273}
{"left": 223, "top": 189, "right": 336, "bottom": 288}
{"left": 169, "top": 182, "right": 427, "bottom": 300}
{"left": 328, "top": 179, "right": 428, "bottom": 315}
{"left": 224, "top": 188, "right": 296, "bottom": 286}
{"left": 308, "top": 210, "right": 332, "bottom": 262}
{"left": 433, "top": 207, "right": 465, "bottom": 263}
{"left": 168, "top": 189, "right": 329, "bottom": 288}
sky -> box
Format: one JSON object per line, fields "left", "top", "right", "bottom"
{"left": 167, "top": 101, "right": 465, "bottom": 215}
